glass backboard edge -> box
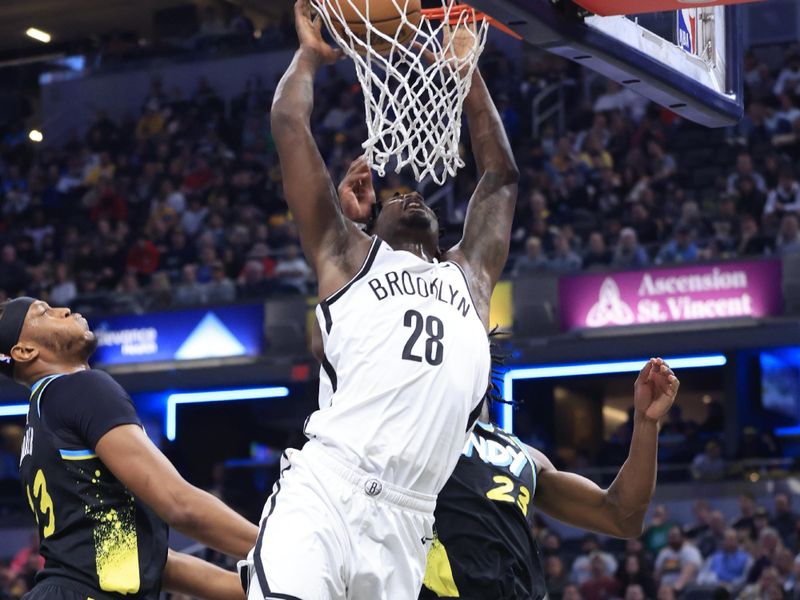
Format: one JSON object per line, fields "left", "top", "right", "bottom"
{"left": 468, "top": 0, "right": 744, "bottom": 128}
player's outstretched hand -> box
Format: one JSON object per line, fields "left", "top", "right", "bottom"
{"left": 295, "top": 0, "right": 343, "bottom": 65}
{"left": 443, "top": 22, "right": 479, "bottom": 79}
{"left": 633, "top": 358, "right": 680, "bottom": 424}
{"left": 339, "top": 157, "right": 376, "bottom": 224}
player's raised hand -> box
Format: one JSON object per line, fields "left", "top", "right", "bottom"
{"left": 338, "top": 157, "right": 376, "bottom": 224}
{"left": 633, "top": 358, "right": 679, "bottom": 424}
{"left": 443, "top": 22, "right": 479, "bottom": 79}
{"left": 294, "top": 0, "right": 343, "bottom": 65}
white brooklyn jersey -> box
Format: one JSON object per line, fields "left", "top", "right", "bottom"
{"left": 307, "top": 236, "right": 490, "bottom": 496}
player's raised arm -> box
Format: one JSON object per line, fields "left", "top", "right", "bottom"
{"left": 271, "top": 0, "right": 367, "bottom": 281}
{"left": 530, "top": 359, "right": 679, "bottom": 538}
{"left": 450, "top": 28, "right": 519, "bottom": 299}
{"left": 95, "top": 424, "right": 258, "bottom": 558}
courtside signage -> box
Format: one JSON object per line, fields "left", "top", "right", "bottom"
{"left": 90, "top": 305, "right": 264, "bottom": 365}
{"left": 559, "top": 260, "right": 783, "bottom": 331}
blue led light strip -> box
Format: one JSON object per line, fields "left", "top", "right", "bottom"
{"left": 165, "top": 387, "right": 290, "bottom": 441}
{"left": 500, "top": 354, "right": 727, "bottom": 432}
{"left": 0, "top": 404, "right": 28, "bottom": 417}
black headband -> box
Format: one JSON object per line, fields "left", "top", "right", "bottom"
{"left": 0, "top": 297, "right": 35, "bottom": 378}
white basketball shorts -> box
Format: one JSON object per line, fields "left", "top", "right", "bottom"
{"left": 239, "top": 441, "right": 436, "bottom": 600}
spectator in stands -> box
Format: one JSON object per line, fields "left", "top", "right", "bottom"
{"left": 737, "top": 214, "right": 773, "bottom": 257}
{"left": 775, "top": 548, "right": 795, "bottom": 588}
{"left": 274, "top": 244, "right": 312, "bottom": 294}
{"left": 548, "top": 229, "right": 582, "bottom": 273}
{"left": 49, "top": 263, "right": 77, "bottom": 307}
{"left": 9, "top": 534, "right": 45, "bottom": 579}
{"left": 771, "top": 492, "right": 798, "bottom": 549}
{"left": 126, "top": 236, "right": 160, "bottom": 277}
{"left": 593, "top": 81, "right": 647, "bottom": 121}
{"left": 545, "top": 555, "right": 570, "bottom": 600}
{"left": 656, "top": 225, "right": 699, "bottom": 265}
{"left": 776, "top": 214, "right": 800, "bottom": 256}
{"left": 135, "top": 99, "right": 166, "bottom": 140}
{"left": 205, "top": 261, "right": 237, "bottom": 305}
{"left": 572, "top": 534, "right": 618, "bottom": 585}
{"left": 784, "top": 555, "right": 800, "bottom": 598}
{"left": 115, "top": 271, "right": 144, "bottom": 312}
{"left": 562, "top": 583, "right": 583, "bottom": 600}
{"left": 512, "top": 236, "right": 549, "bottom": 276}
{"left": 160, "top": 229, "right": 195, "bottom": 283}
{"left": 764, "top": 169, "right": 800, "bottom": 219}
{"left": 611, "top": 228, "right": 649, "bottom": 270}
{"left": 0, "top": 245, "right": 29, "bottom": 297}
{"left": 583, "top": 232, "right": 612, "bottom": 270}
{"left": 580, "top": 553, "right": 620, "bottom": 600}
{"left": 735, "top": 175, "right": 768, "bottom": 224}
{"left": 776, "top": 93, "right": 800, "bottom": 130}
{"left": 238, "top": 259, "right": 273, "bottom": 300}
{"left": 623, "top": 584, "right": 645, "bottom": 600}
{"left": 697, "top": 510, "right": 728, "bottom": 558}
{"left": 542, "top": 532, "right": 562, "bottom": 557}
{"left": 699, "top": 528, "right": 753, "bottom": 590}
{"left": 181, "top": 196, "right": 209, "bottom": 237}
{"left": 691, "top": 440, "right": 726, "bottom": 481}
{"left": 685, "top": 500, "right": 713, "bottom": 541}
{"left": 740, "top": 566, "right": 784, "bottom": 600}
{"left": 737, "top": 428, "right": 781, "bottom": 461}
{"left": 173, "top": 264, "right": 205, "bottom": 307}
{"left": 727, "top": 152, "right": 767, "bottom": 194}
{"left": 748, "top": 527, "right": 784, "bottom": 584}
{"left": 147, "top": 271, "right": 173, "bottom": 311}
{"left": 615, "top": 553, "right": 656, "bottom": 599}
{"left": 654, "top": 526, "right": 703, "bottom": 594}
{"left": 773, "top": 52, "right": 800, "bottom": 96}
{"left": 645, "top": 505, "right": 675, "bottom": 555}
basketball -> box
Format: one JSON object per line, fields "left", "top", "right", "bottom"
{"left": 328, "top": 0, "right": 422, "bottom": 55}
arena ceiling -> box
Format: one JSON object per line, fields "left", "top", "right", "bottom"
{"left": 0, "top": 0, "right": 293, "bottom": 54}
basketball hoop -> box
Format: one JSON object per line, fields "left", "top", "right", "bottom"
{"left": 311, "top": 1, "right": 499, "bottom": 184}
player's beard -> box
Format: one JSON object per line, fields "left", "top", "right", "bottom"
{"left": 59, "top": 331, "right": 99, "bottom": 362}
{"left": 399, "top": 210, "right": 435, "bottom": 231}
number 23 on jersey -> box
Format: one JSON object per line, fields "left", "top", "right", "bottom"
{"left": 27, "top": 469, "right": 56, "bottom": 537}
{"left": 486, "top": 475, "right": 531, "bottom": 516}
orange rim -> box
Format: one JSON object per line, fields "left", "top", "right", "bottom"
{"left": 420, "top": 3, "right": 523, "bottom": 40}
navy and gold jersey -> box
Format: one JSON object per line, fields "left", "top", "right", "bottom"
{"left": 420, "top": 421, "right": 547, "bottom": 600}
{"left": 18, "top": 371, "right": 168, "bottom": 600}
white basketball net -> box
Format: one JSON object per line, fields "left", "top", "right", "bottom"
{"left": 310, "top": 0, "right": 490, "bottom": 184}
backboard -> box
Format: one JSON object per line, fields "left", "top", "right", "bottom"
{"left": 467, "top": 0, "right": 745, "bottom": 127}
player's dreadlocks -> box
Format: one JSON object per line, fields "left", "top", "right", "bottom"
{"left": 485, "top": 327, "right": 513, "bottom": 407}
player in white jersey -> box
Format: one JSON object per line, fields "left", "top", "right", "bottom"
{"left": 239, "top": 2, "right": 519, "bottom": 598}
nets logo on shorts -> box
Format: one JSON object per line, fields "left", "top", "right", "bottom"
{"left": 364, "top": 479, "right": 383, "bottom": 497}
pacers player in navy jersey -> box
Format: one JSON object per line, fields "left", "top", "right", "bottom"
{"left": 419, "top": 357, "right": 680, "bottom": 599}
{"left": 244, "top": 1, "right": 519, "bottom": 598}
{"left": 0, "top": 297, "right": 257, "bottom": 600}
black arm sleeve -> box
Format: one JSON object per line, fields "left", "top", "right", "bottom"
{"left": 42, "top": 370, "right": 142, "bottom": 450}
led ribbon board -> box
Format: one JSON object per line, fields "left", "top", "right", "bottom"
{"left": 500, "top": 354, "right": 727, "bottom": 432}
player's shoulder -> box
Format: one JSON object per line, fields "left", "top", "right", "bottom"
{"left": 54, "top": 369, "right": 126, "bottom": 395}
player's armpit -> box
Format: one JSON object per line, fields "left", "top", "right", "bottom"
{"left": 95, "top": 424, "right": 259, "bottom": 558}
{"left": 163, "top": 549, "right": 244, "bottom": 600}
{"left": 527, "top": 446, "right": 643, "bottom": 539}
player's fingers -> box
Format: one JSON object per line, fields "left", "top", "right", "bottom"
{"left": 295, "top": 0, "right": 310, "bottom": 21}
{"left": 635, "top": 361, "right": 653, "bottom": 385}
{"left": 412, "top": 42, "right": 437, "bottom": 66}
